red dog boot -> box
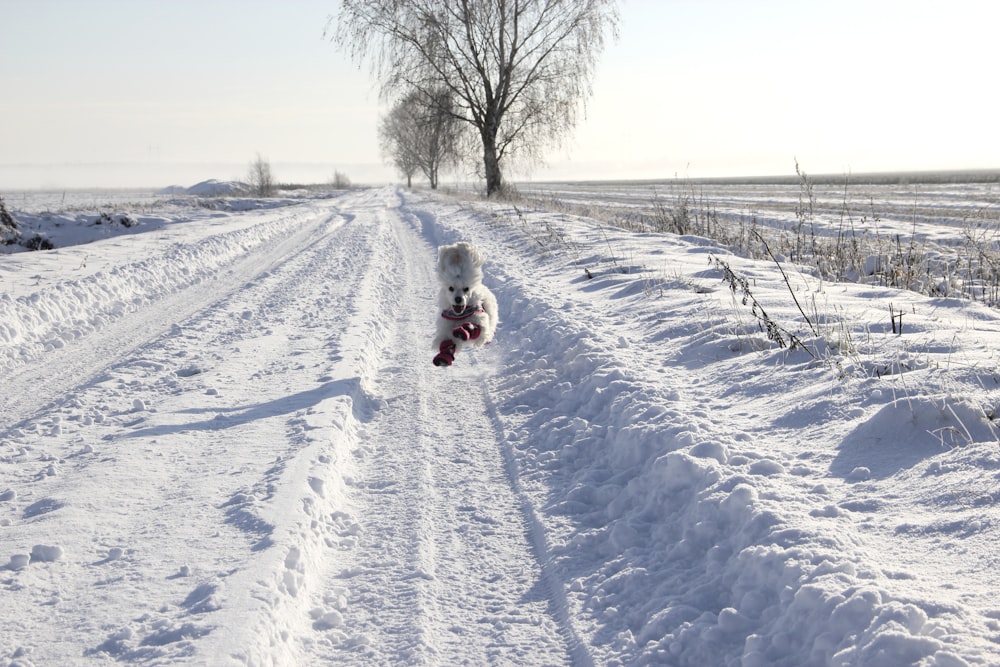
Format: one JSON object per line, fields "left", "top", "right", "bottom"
{"left": 433, "top": 339, "right": 456, "bottom": 367}
{"left": 452, "top": 323, "right": 481, "bottom": 342}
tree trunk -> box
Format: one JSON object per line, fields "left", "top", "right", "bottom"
{"left": 406, "top": 174, "right": 412, "bottom": 188}
{"left": 481, "top": 121, "right": 502, "bottom": 197}
{"left": 483, "top": 144, "right": 502, "bottom": 197}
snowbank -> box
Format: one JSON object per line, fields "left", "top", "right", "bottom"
{"left": 416, "top": 193, "right": 1000, "bottom": 666}
{"left": 0, "top": 205, "right": 315, "bottom": 371}
{"left": 183, "top": 179, "right": 249, "bottom": 197}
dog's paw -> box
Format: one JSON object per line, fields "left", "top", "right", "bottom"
{"left": 434, "top": 340, "right": 456, "bottom": 366}
{"left": 452, "top": 323, "right": 481, "bottom": 342}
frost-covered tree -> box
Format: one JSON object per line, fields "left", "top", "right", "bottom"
{"left": 331, "top": 170, "right": 352, "bottom": 188}
{"left": 247, "top": 153, "right": 275, "bottom": 197}
{"left": 379, "top": 97, "right": 422, "bottom": 188}
{"left": 380, "top": 89, "right": 462, "bottom": 189}
{"left": 331, "top": 0, "right": 619, "bottom": 196}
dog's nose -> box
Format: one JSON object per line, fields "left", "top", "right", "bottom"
{"left": 454, "top": 296, "right": 463, "bottom": 304}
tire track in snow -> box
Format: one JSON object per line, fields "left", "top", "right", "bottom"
{"left": 191, "top": 190, "right": 397, "bottom": 665}
{"left": 483, "top": 385, "right": 598, "bottom": 667}
{"left": 0, "top": 202, "right": 345, "bottom": 428}
{"left": 298, "top": 193, "right": 574, "bottom": 665}
{"left": 0, "top": 198, "right": 374, "bottom": 665}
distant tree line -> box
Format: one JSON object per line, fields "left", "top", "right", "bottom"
{"left": 245, "top": 154, "right": 353, "bottom": 195}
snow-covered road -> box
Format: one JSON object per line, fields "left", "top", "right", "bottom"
{"left": 3, "top": 189, "right": 574, "bottom": 665}
{"left": 4, "top": 186, "right": 1000, "bottom": 666}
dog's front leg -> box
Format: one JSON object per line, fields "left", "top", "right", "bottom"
{"left": 452, "top": 322, "right": 482, "bottom": 342}
{"left": 433, "top": 338, "right": 456, "bottom": 366}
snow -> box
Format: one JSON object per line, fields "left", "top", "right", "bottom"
{"left": 2, "top": 183, "right": 1000, "bottom": 665}
{"left": 181, "top": 180, "right": 250, "bottom": 197}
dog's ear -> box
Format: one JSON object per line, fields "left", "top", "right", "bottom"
{"left": 458, "top": 242, "right": 484, "bottom": 269}
{"left": 437, "top": 245, "right": 450, "bottom": 265}
{"left": 437, "top": 245, "right": 463, "bottom": 279}
{"left": 437, "top": 243, "right": 485, "bottom": 281}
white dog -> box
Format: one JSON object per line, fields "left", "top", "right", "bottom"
{"left": 432, "top": 242, "right": 498, "bottom": 367}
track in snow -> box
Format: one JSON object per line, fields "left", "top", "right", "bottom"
{"left": 293, "top": 190, "right": 574, "bottom": 665}
{"left": 2, "top": 188, "right": 575, "bottom": 666}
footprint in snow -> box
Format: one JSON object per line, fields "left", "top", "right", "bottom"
{"left": 92, "top": 547, "right": 126, "bottom": 565}
{"left": 23, "top": 497, "right": 65, "bottom": 518}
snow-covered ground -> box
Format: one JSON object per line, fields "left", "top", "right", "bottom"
{"left": 2, "top": 184, "right": 1000, "bottom": 666}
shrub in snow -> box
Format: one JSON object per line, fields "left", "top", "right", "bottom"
{"left": 0, "top": 195, "right": 19, "bottom": 244}
{"left": 712, "top": 254, "right": 813, "bottom": 356}
{"left": 23, "top": 233, "right": 54, "bottom": 251}
{"left": 94, "top": 212, "right": 137, "bottom": 228}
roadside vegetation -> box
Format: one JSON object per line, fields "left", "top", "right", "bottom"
{"left": 509, "top": 167, "right": 1000, "bottom": 310}
{"left": 457, "top": 166, "right": 1000, "bottom": 376}
{"left": 0, "top": 196, "right": 18, "bottom": 245}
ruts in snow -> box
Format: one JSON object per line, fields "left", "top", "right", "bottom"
{"left": 1, "top": 189, "right": 576, "bottom": 666}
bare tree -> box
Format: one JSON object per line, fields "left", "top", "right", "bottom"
{"left": 418, "top": 89, "right": 463, "bottom": 189}
{"left": 331, "top": 170, "right": 352, "bottom": 188}
{"left": 247, "top": 152, "right": 275, "bottom": 197}
{"left": 379, "top": 97, "right": 422, "bottom": 188}
{"left": 331, "top": 0, "right": 619, "bottom": 197}
{"left": 380, "top": 89, "right": 462, "bottom": 189}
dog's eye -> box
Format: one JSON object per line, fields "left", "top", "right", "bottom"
{"left": 463, "top": 287, "right": 470, "bottom": 293}
{"left": 448, "top": 286, "right": 454, "bottom": 292}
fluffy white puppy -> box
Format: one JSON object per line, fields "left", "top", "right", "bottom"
{"left": 432, "top": 242, "right": 499, "bottom": 367}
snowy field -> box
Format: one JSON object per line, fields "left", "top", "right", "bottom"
{"left": 2, "top": 182, "right": 1000, "bottom": 666}
{"left": 516, "top": 176, "right": 1000, "bottom": 304}
{"left": 515, "top": 176, "right": 1000, "bottom": 240}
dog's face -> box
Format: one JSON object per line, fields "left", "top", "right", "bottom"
{"left": 437, "top": 243, "right": 484, "bottom": 312}
{"left": 443, "top": 280, "right": 474, "bottom": 311}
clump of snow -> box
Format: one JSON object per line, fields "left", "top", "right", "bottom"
{"left": 30, "top": 544, "right": 63, "bottom": 563}
{"left": 7, "top": 553, "right": 31, "bottom": 570}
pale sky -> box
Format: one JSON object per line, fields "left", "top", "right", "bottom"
{"left": 1, "top": 0, "right": 997, "bottom": 189}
